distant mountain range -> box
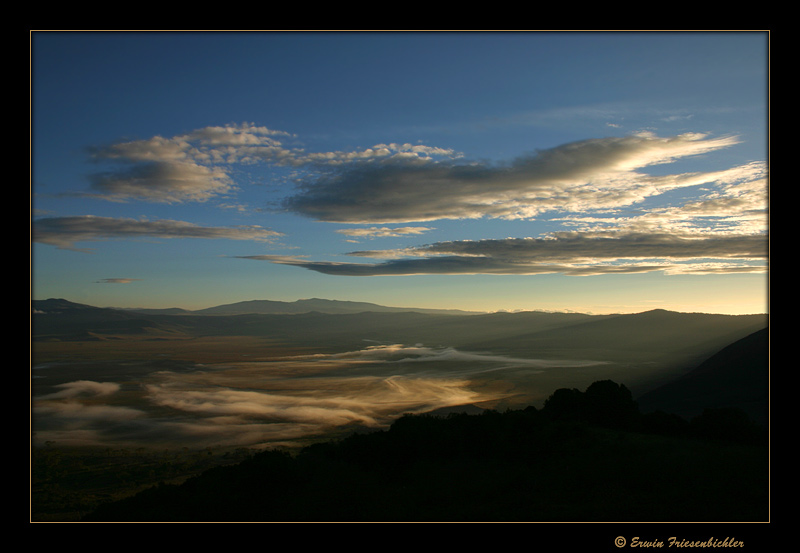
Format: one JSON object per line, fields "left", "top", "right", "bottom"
{"left": 33, "top": 297, "right": 483, "bottom": 317}
{"left": 181, "top": 297, "right": 482, "bottom": 316}
{"left": 32, "top": 298, "right": 769, "bottom": 426}
{"left": 32, "top": 298, "right": 767, "bottom": 364}
{"left": 41, "top": 297, "right": 480, "bottom": 317}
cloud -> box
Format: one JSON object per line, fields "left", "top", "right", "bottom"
{"left": 282, "top": 132, "right": 742, "bottom": 223}
{"left": 95, "top": 278, "right": 142, "bottom": 284}
{"left": 403, "top": 232, "right": 768, "bottom": 262}
{"left": 145, "top": 386, "right": 385, "bottom": 428}
{"left": 75, "top": 126, "right": 755, "bottom": 237}
{"left": 87, "top": 160, "right": 235, "bottom": 203}
{"left": 83, "top": 125, "right": 740, "bottom": 221}
{"left": 55, "top": 125, "right": 767, "bottom": 282}
{"left": 26, "top": 345, "right": 618, "bottom": 449}
{"left": 257, "top": 256, "right": 666, "bottom": 277}
{"left": 38, "top": 380, "right": 122, "bottom": 400}
{"left": 32, "top": 380, "right": 145, "bottom": 446}
{"left": 247, "top": 231, "right": 767, "bottom": 277}
{"left": 82, "top": 123, "right": 459, "bottom": 204}
{"left": 298, "top": 343, "right": 607, "bottom": 370}
{"left": 240, "top": 149, "right": 767, "bottom": 278}
{"left": 136, "top": 344, "right": 604, "bottom": 443}
{"left": 33, "top": 215, "right": 283, "bottom": 251}
{"left": 335, "top": 226, "right": 435, "bottom": 239}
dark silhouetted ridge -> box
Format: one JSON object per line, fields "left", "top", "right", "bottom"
{"left": 637, "top": 328, "right": 769, "bottom": 424}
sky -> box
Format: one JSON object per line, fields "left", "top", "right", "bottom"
{"left": 31, "top": 31, "right": 769, "bottom": 315}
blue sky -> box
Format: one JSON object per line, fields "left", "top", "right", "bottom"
{"left": 31, "top": 31, "right": 769, "bottom": 314}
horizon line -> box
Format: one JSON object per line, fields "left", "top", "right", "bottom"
{"left": 31, "top": 296, "right": 770, "bottom": 318}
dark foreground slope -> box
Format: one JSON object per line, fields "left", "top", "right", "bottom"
{"left": 636, "top": 328, "right": 769, "bottom": 425}
{"left": 83, "top": 380, "right": 768, "bottom": 523}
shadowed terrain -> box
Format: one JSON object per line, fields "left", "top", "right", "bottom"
{"left": 80, "top": 380, "right": 768, "bottom": 522}
{"left": 31, "top": 299, "right": 768, "bottom": 522}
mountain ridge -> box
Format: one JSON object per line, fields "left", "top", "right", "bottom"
{"left": 32, "top": 298, "right": 767, "bottom": 370}
{"left": 190, "top": 297, "right": 483, "bottom": 316}
{"left": 34, "top": 297, "right": 767, "bottom": 318}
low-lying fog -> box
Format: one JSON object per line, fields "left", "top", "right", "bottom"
{"left": 32, "top": 343, "right": 631, "bottom": 451}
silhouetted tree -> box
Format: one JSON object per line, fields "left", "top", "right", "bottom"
{"left": 541, "top": 387, "right": 585, "bottom": 422}
{"left": 583, "top": 380, "right": 640, "bottom": 430}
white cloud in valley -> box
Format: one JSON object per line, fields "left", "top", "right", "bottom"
{"left": 31, "top": 345, "right": 609, "bottom": 449}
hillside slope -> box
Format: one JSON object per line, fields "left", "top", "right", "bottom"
{"left": 468, "top": 308, "right": 766, "bottom": 369}
{"left": 636, "top": 327, "right": 769, "bottom": 424}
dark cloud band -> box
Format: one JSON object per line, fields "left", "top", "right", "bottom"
{"left": 242, "top": 232, "right": 767, "bottom": 276}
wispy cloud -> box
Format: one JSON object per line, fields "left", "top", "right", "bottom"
{"left": 77, "top": 124, "right": 745, "bottom": 227}
{"left": 240, "top": 146, "right": 768, "bottom": 277}
{"left": 335, "top": 226, "right": 435, "bottom": 240}
{"left": 283, "top": 132, "right": 742, "bottom": 223}
{"left": 52, "top": 124, "right": 767, "bottom": 279}
{"left": 245, "top": 231, "right": 767, "bottom": 277}
{"left": 81, "top": 122, "right": 460, "bottom": 204}
{"left": 38, "top": 380, "right": 123, "bottom": 400}
{"left": 32, "top": 215, "right": 283, "bottom": 251}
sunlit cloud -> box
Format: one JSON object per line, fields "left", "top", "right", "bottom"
{"left": 335, "top": 226, "right": 435, "bottom": 239}
{"left": 239, "top": 147, "right": 767, "bottom": 278}
{"left": 81, "top": 123, "right": 460, "bottom": 204}
{"left": 145, "top": 386, "right": 386, "bottom": 428}
{"left": 33, "top": 215, "right": 284, "bottom": 251}
{"left": 296, "top": 343, "right": 607, "bottom": 370}
{"left": 87, "top": 160, "right": 236, "bottom": 203}
{"left": 283, "top": 132, "right": 742, "bottom": 223}
{"left": 79, "top": 125, "right": 744, "bottom": 225}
